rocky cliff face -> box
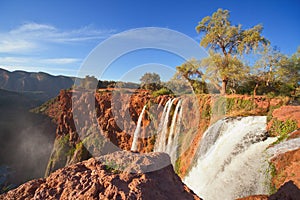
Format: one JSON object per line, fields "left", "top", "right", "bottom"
{"left": 40, "top": 90, "right": 290, "bottom": 178}
{"left": 271, "top": 106, "right": 300, "bottom": 127}
{"left": 265, "top": 104, "right": 300, "bottom": 191}
{"left": 5, "top": 87, "right": 299, "bottom": 198}
{"left": 267, "top": 105, "right": 300, "bottom": 134}
{"left": 41, "top": 89, "right": 171, "bottom": 176}
{"left": 0, "top": 152, "right": 201, "bottom": 200}
{"left": 270, "top": 148, "right": 300, "bottom": 191}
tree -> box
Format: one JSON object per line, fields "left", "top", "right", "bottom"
{"left": 80, "top": 75, "right": 98, "bottom": 89}
{"left": 201, "top": 51, "right": 249, "bottom": 94}
{"left": 196, "top": 9, "right": 269, "bottom": 95}
{"left": 281, "top": 47, "right": 300, "bottom": 96}
{"left": 175, "top": 59, "right": 207, "bottom": 94}
{"left": 253, "top": 46, "right": 286, "bottom": 96}
{"left": 140, "top": 72, "right": 161, "bottom": 90}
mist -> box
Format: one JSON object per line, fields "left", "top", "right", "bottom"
{"left": 0, "top": 90, "right": 56, "bottom": 192}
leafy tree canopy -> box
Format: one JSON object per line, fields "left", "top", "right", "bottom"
{"left": 140, "top": 72, "right": 161, "bottom": 90}
{"left": 196, "top": 8, "right": 269, "bottom": 94}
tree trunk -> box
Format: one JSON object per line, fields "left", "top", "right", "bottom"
{"left": 221, "top": 79, "right": 228, "bottom": 95}
{"left": 253, "top": 83, "right": 259, "bottom": 96}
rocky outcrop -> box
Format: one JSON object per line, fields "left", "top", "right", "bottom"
{"left": 26, "top": 89, "right": 299, "bottom": 199}
{"left": 236, "top": 195, "right": 268, "bottom": 200}
{"left": 268, "top": 181, "right": 300, "bottom": 200}
{"left": 0, "top": 152, "right": 201, "bottom": 200}
{"left": 268, "top": 105, "right": 300, "bottom": 130}
{"left": 270, "top": 148, "right": 300, "bottom": 190}
{"left": 265, "top": 105, "right": 300, "bottom": 195}
{"left": 272, "top": 106, "right": 300, "bottom": 128}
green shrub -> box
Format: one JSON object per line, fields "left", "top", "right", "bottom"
{"left": 226, "top": 98, "right": 256, "bottom": 112}
{"left": 45, "top": 134, "right": 73, "bottom": 176}
{"left": 152, "top": 87, "right": 173, "bottom": 97}
{"left": 67, "top": 147, "right": 76, "bottom": 157}
{"left": 58, "top": 134, "right": 70, "bottom": 146}
{"left": 175, "top": 158, "right": 181, "bottom": 175}
{"left": 270, "top": 119, "right": 298, "bottom": 144}
{"left": 104, "top": 160, "right": 124, "bottom": 174}
{"left": 201, "top": 104, "right": 211, "bottom": 119}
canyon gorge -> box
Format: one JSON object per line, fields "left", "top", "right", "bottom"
{"left": 1, "top": 87, "right": 299, "bottom": 199}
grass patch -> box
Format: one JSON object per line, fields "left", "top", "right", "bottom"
{"left": 267, "top": 162, "right": 277, "bottom": 194}
{"left": 270, "top": 119, "right": 298, "bottom": 144}
{"left": 104, "top": 160, "right": 125, "bottom": 174}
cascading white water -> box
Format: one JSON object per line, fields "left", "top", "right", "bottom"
{"left": 131, "top": 105, "right": 147, "bottom": 151}
{"left": 154, "top": 98, "right": 184, "bottom": 165}
{"left": 183, "top": 116, "right": 277, "bottom": 200}
{"left": 267, "top": 137, "right": 300, "bottom": 159}
{"left": 154, "top": 98, "right": 176, "bottom": 152}
{"left": 166, "top": 99, "right": 183, "bottom": 165}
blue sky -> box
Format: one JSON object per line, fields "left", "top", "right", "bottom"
{"left": 0, "top": 0, "right": 299, "bottom": 81}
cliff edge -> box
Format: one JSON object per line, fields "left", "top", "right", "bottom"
{"left": 0, "top": 151, "right": 200, "bottom": 200}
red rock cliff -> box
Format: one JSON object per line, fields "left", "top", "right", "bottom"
{"left": 0, "top": 152, "right": 201, "bottom": 200}
{"left": 43, "top": 89, "right": 170, "bottom": 176}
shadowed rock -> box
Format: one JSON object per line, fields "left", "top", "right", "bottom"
{"left": 269, "top": 181, "right": 300, "bottom": 200}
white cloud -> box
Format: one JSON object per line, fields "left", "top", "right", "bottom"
{"left": 40, "top": 58, "right": 81, "bottom": 64}
{"left": 0, "top": 22, "right": 116, "bottom": 53}
{"left": 0, "top": 56, "right": 33, "bottom": 64}
{"left": 0, "top": 38, "right": 37, "bottom": 53}
{"left": 0, "top": 56, "right": 81, "bottom": 65}
{"left": 10, "top": 22, "right": 57, "bottom": 34}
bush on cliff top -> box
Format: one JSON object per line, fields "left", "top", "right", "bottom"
{"left": 152, "top": 87, "right": 173, "bottom": 97}
{"left": 270, "top": 119, "right": 298, "bottom": 144}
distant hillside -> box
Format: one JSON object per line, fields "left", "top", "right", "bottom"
{"left": 0, "top": 68, "right": 74, "bottom": 101}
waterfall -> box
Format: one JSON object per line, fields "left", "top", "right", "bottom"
{"left": 154, "top": 98, "right": 176, "bottom": 152}
{"left": 183, "top": 116, "right": 277, "bottom": 200}
{"left": 267, "top": 137, "right": 300, "bottom": 159}
{"left": 131, "top": 105, "right": 147, "bottom": 151}
{"left": 166, "top": 99, "right": 183, "bottom": 165}
{"left": 154, "top": 98, "right": 183, "bottom": 165}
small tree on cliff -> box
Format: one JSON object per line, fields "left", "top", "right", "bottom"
{"left": 80, "top": 75, "right": 98, "bottom": 89}
{"left": 175, "top": 59, "right": 208, "bottom": 94}
{"left": 140, "top": 72, "right": 161, "bottom": 90}
{"left": 196, "top": 9, "right": 269, "bottom": 95}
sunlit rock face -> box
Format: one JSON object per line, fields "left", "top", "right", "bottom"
{"left": 0, "top": 152, "right": 201, "bottom": 200}
{"left": 44, "top": 89, "right": 165, "bottom": 176}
